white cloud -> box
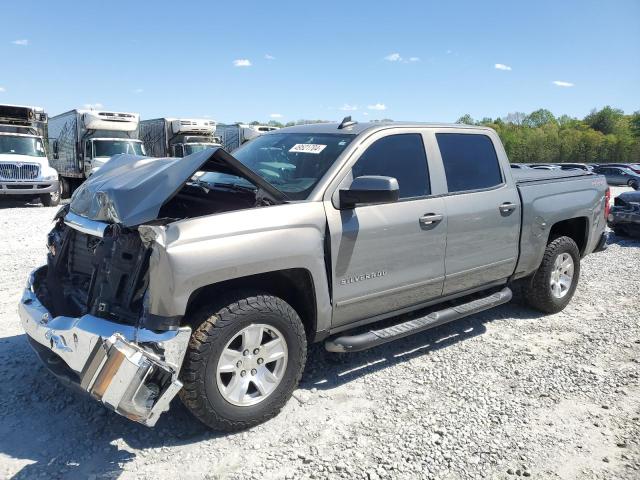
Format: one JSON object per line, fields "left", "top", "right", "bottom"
{"left": 384, "top": 53, "right": 402, "bottom": 62}
{"left": 339, "top": 103, "right": 358, "bottom": 111}
{"left": 363, "top": 112, "right": 369, "bottom": 116}
{"left": 495, "top": 63, "right": 512, "bottom": 71}
{"left": 270, "top": 113, "right": 283, "bottom": 118}
{"left": 446, "top": 49, "right": 453, "bottom": 55}
{"left": 11, "top": 39, "right": 29, "bottom": 46}
{"left": 0, "top": 87, "right": 5, "bottom": 92}
{"left": 133, "top": 88, "right": 144, "bottom": 94}
{"left": 368, "top": 103, "right": 387, "bottom": 111}
{"left": 552, "top": 80, "right": 574, "bottom": 87}
{"left": 83, "top": 103, "right": 104, "bottom": 110}
{"left": 408, "top": 57, "right": 420, "bottom": 62}
{"left": 233, "top": 59, "right": 252, "bottom": 67}
{"left": 264, "top": 54, "right": 275, "bottom": 60}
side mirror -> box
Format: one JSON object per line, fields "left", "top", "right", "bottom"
{"left": 339, "top": 175, "right": 400, "bottom": 209}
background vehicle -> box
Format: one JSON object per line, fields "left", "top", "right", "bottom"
{"left": 608, "top": 182, "right": 640, "bottom": 237}
{"left": 556, "top": 163, "right": 593, "bottom": 172}
{"left": 20, "top": 121, "right": 608, "bottom": 431}
{"left": 510, "top": 163, "right": 530, "bottom": 169}
{"left": 602, "top": 162, "right": 640, "bottom": 174}
{"left": 593, "top": 165, "right": 640, "bottom": 186}
{"left": 140, "top": 118, "right": 219, "bottom": 158}
{"left": 49, "top": 109, "right": 144, "bottom": 197}
{"left": 529, "top": 164, "right": 561, "bottom": 170}
{"left": 0, "top": 104, "right": 60, "bottom": 206}
{"left": 216, "top": 123, "right": 279, "bottom": 151}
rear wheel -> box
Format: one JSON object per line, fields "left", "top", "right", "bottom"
{"left": 523, "top": 236, "right": 580, "bottom": 313}
{"left": 179, "top": 292, "right": 307, "bottom": 431}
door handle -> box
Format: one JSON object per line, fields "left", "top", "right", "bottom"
{"left": 499, "top": 202, "right": 517, "bottom": 214}
{"left": 419, "top": 213, "right": 444, "bottom": 225}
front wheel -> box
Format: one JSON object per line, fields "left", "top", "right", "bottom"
{"left": 523, "top": 236, "right": 581, "bottom": 313}
{"left": 40, "top": 184, "right": 61, "bottom": 207}
{"left": 179, "top": 292, "right": 307, "bottom": 431}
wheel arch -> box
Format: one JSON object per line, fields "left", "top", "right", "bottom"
{"left": 183, "top": 268, "right": 318, "bottom": 342}
{"left": 547, "top": 216, "right": 589, "bottom": 256}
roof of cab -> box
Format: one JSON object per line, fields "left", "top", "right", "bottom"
{"left": 265, "top": 121, "right": 492, "bottom": 136}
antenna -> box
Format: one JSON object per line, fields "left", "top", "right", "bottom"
{"left": 338, "top": 116, "right": 357, "bottom": 129}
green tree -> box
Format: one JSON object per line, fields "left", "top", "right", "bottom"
{"left": 524, "top": 109, "right": 557, "bottom": 128}
{"left": 456, "top": 114, "right": 476, "bottom": 125}
{"left": 584, "top": 106, "right": 624, "bottom": 135}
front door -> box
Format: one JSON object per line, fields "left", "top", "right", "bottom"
{"left": 434, "top": 131, "right": 521, "bottom": 295}
{"left": 325, "top": 131, "right": 447, "bottom": 328}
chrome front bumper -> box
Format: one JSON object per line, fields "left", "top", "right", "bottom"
{"left": 0, "top": 179, "right": 59, "bottom": 195}
{"left": 18, "top": 267, "right": 191, "bottom": 427}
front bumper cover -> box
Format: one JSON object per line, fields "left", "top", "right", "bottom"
{"left": 0, "top": 179, "right": 59, "bottom": 195}
{"left": 18, "top": 266, "right": 191, "bottom": 427}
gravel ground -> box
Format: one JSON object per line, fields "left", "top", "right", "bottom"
{"left": 0, "top": 188, "right": 638, "bottom": 480}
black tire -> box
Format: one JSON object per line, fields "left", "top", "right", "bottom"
{"left": 60, "top": 177, "right": 72, "bottom": 199}
{"left": 523, "top": 236, "right": 581, "bottom": 314}
{"left": 179, "top": 292, "right": 307, "bottom": 431}
{"left": 40, "top": 184, "right": 61, "bottom": 207}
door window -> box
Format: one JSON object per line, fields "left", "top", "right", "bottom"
{"left": 352, "top": 133, "right": 430, "bottom": 199}
{"left": 436, "top": 133, "right": 503, "bottom": 193}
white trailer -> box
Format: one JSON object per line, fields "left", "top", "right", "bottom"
{"left": 49, "top": 109, "right": 145, "bottom": 197}
{"left": 140, "top": 118, "right": 218, "bottom": 158}
{"left": 216, "top": 124, "right": 279, "bottom": 152}
{"left": 0, "top": 104, "right": 61, "bottom": 206}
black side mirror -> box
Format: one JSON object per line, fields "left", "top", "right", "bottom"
{"left": 339, "top": 175, "right": 400, "bottom": 209}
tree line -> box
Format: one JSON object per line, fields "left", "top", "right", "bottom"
{"left": 248, "top": 106, "right": 640, "bottom": 164}
{"left": 456, "top": 106, "right": 640, "bottom": 164}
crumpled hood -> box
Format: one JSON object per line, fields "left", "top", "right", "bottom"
{"left": 70, "top": 148, "right": 286, "bottom": 227}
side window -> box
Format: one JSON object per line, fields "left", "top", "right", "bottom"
{"left": 436, "top": 133, "right": 503, "bottom": 193}
{"left": 352, "top": 133, "right": 430, "bottom": 199}
{"left": 173, "top": 144, "right": 184, "bottom": 157}
{"left": 84, "top": 141, "right": 92, "bottom": 159}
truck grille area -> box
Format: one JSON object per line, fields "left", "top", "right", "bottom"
{"left": 44, "top": 216, "right": 149, "bottom": 325}
{"left": 0, "top": 162, "right": 40, "bottom": 180}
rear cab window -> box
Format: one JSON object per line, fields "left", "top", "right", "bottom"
{"left": 436, "top": 133, "right": 503, "bottom": 193}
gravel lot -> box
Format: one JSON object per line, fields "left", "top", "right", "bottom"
{"left": 0, "top": 188, "right": 638, "bottom": 480}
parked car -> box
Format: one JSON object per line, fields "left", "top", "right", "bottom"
{"left": 593, "top": 165, "right": 640, "bottom": 186}
{"left": 510, "top": 163, "right": 530, "bottom": 169}
{"left": 604, "top": 163, "right": 640, "bottom": 174}
{"left": 529, "top": 164, "right": 561, "bottom": 170}
{"left": 608, "top": 182, "right": 640, "bottom": 237}
{"left": 556, "top": 163, "right": 593, "bottom": 172}
{"left": 19, "top": 119, "right": 609, "bottom": 431}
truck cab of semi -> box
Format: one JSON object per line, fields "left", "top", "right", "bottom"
{"left": 0, "top": 104, "right": 61, "bottom": 206}
{"left": 140, "top": 118, "right": 219, "bottom": 158}
{"left": 49, "top": 109, "right": 144, "bottom": 197}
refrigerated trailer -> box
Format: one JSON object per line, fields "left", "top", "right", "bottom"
{"left": 140, "top": 118, "right": 219, "bottom": 158}
{"left": 215, "top": 124, "right": 279, "bottom": 152}
{"left": 49, "top": 109, "right": 145, "bottom": 197}
{"left": 0, "top": 104, "right": 61, "bottom": 206}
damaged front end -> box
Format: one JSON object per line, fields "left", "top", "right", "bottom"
{"left": 19, "top": 148, "right": 287, "bottom": 426}
{"left": 19, "top": 207, "right": 191, "bottom": 427}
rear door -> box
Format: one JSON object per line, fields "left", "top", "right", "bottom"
{"left": 433, "top": 130, "right": 521, "bottom": 295}
{"left": 324, "top": 130, "right": 448, "bottom": 328}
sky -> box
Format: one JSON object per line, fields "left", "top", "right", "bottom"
{"left": 1, "top": 0, "right": 639, "bottom": 124}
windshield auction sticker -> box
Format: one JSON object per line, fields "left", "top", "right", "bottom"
{"left": 289, "top": 144, "right": 327, "bottom": 154}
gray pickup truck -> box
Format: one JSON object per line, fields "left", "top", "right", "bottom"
{"left": 19, "top": 119, "right": 609, "bottom": 430}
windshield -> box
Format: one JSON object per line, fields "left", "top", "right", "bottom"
{"left": 0, "top": 135, "right": 46, "bottom": 157}
{"left": 93, "top": 140, "right": 145, "bottom": 157}
{"left": 184, "top": 143, "right": 217, "bottom": 156}
{"left": 198, "top": 133, "right": 354, "bottom": 200}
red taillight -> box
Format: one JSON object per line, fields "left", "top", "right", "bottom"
{"left": 604, "top": 187, "right": 611, "bottom": 220}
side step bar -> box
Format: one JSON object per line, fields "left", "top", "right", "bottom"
{"left": 325, "top": 287, "right": 512, "bottom": 353}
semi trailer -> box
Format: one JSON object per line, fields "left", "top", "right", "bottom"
{"left": 48, "top": 109, "right": 145, "bottom": 197}
{"left": 216, "top": 123, "right": 279, "bottom": 152}
{"left": 0, "top": 104, "right": 60, "bottom": 206}
{"left": 140, "top": 118, "right": 219, "bottom": 158}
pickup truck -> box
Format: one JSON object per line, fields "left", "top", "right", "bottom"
{"left": 19, "top": 119, "right": 609, "bottom": 431}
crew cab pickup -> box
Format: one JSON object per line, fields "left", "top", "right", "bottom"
{"left": 19, "top": 120, "right": 609, "bottom": 430}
